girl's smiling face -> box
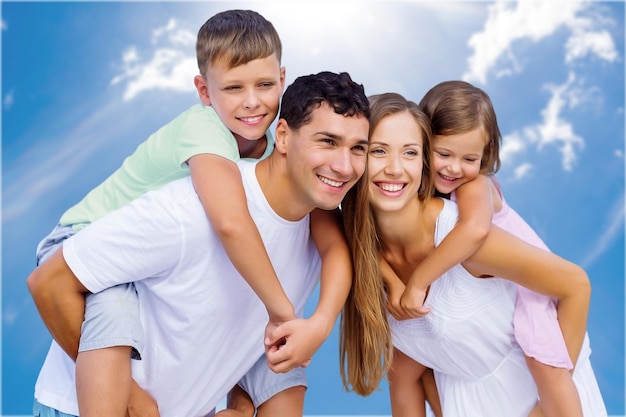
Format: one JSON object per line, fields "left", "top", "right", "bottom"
{"left": 431, "top": 127, "right": 486, "bottom": 195}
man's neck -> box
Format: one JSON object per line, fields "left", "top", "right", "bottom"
{"left": 255, "top": 156, "right": 311, "bottom": 222}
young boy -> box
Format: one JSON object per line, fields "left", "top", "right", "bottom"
{"left": 34, "top": 10, "right": 353, "bottom": 417}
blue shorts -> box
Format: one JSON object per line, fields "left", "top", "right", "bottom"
{"left": 36, "top": 224, "right": 144, "bottom": 359}
{"left": 238, "top": 354, "right": 307, "bottom": 408}
{"left": 33, "top": 398, "right": 76, "bottom": 417}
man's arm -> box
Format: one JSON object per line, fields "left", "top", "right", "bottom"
{"left": 26, "top": 248, "right": 88, "bottom": 360}
{"left": 265, "top": 208, "right": 352, "bottom": 372}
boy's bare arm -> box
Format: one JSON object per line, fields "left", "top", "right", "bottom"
{"left": 265, "top": 208, "right": 351, "bottom": 373}
{"left": 188, "top": 154, "right": 295, "bottom": 325}
{"left": 400, "top": 175, "right": 494, "bottom": 317}
{"left": 26, "top": 248, "right": 87, "bottom": 361}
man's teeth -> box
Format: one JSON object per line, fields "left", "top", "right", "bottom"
{"left": 380, "top": 183, "right": 404, "bottom": 192}
{"left": 320, "top": 176, "right": 343, "bottom": 187}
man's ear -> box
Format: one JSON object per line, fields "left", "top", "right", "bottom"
{"left": 274, "top": 119, "right": 290, "bottom": 155}
{"left": 194, "top": 75, "right": 211, "bottom": 105}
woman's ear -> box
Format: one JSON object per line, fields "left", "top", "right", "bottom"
{"left": 194, "top": 75, "right": 211, "bottom": 106}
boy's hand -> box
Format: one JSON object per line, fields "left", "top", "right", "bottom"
{"left": 398, "top": 284, "right": 431, "bottom": 320}
{"left": 126, "top": 380, "right": 160, "bottom": 417}
{"left": 264, "top": 316, "right": 329, "bottom": 373}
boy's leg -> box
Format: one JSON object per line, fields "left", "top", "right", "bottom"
{"left": 76, "top": 346, "right": 132, "bottom": 417}
{"left": 237, "top": 353, "right": 307, "bottom": 417}
{"left": 76, "top": 284, "right": 145, "bottom": 417}
{"left": 256, "top": 386, "right": 306, "bottom": 417}
{"left": 214, "top": 385, "right": 255, "bottom": 417}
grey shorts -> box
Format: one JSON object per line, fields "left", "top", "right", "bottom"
{"left": 36, "top": 224, "right": 144, "bottom": 359}
{"left": 238, "top": 354, "right": 307, "bottom": 408}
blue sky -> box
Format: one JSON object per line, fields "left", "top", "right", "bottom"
{"left": 2, "top": 1, "right": 624, "bottom": 416}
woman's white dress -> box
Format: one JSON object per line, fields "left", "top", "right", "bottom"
{"left": 389, "top": 199, "right": 607, "bottom": 417}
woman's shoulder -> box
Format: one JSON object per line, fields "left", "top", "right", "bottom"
{"left": 430, "top": 198, "right": 459, "bottom": 245}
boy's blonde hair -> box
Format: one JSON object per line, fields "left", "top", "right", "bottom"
{"left": 419, "top": 80, "right": 502, "bottom": 175}
{"left": 196, "top": 9, "right": 282, "bottom": 76}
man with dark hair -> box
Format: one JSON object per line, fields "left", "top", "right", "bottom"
{"left": 28, "top": 71, "right": 370, "bottom": 417}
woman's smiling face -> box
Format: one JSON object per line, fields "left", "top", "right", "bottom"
{"left": 367, "top": 111, "right": 425, "bottom": 214}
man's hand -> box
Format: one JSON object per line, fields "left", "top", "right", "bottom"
{"left": 264, "top": 316, "right": 329, "bottom": 373}
{"left": 126, "top": 380, "right": 159, "bottom": 417}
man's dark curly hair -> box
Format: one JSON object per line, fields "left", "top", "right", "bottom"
{"left": 279, "top": 71, "right": 370, "bottom": 130}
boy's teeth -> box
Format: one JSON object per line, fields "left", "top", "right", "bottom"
{"left": 242, "top": 116, "right": 262, "bottom": 123}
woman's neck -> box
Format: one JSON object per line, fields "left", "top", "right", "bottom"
{"left": 374, "top": 197, "right": 443, "bottom": 279}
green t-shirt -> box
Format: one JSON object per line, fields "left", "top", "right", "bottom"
{"left": 60, "top": 104, "right": 274, "bottom": 230}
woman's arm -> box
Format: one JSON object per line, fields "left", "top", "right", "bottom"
{"left": 463, "top": 226, "right": 591, "bottom": 364}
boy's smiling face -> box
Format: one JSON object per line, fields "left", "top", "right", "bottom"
{"left": 195, "top": 53, "right": 285, "bottom": 147}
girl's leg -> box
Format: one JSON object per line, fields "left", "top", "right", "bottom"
{"left": 388, "top": 348, "right": 428, "bottom": 417}
{"left": 76, "top": 347, "right": 132, "bottom": 417}
{"left": 421, "top": 367, "right": 442, "bottom": 417}
{"left": 526, "top": 356, "right": 583, "bottom": 417}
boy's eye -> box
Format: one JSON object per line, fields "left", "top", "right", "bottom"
{"left": 224, "top": 85, "right": 241, "bottom": 91}
{"left": 259, "top": 82, "right": 275, "bottom": 88}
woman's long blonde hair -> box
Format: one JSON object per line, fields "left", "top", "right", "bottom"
{"left": 340, "top": 92, "right": 433, "bottom": 396}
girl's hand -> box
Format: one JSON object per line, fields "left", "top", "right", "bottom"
{"left": 399, "top": 284, "right": 431, "bottom": 319}
{"left": 386, "top": 279, "right": 406, "bottom": 321}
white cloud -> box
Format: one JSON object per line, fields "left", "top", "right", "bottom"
{"left": 111, "top": 19, "right": 198, "bottom": 101}
{"left": 500, "top": 131, "right": 528, "bottom": 164}
{"left": 534, "top": 73, "right": 585, "bottom": 170}
{"left": 462, "top": 0, "right": 617, "bottom": 85}
{"left": 615, "top": 149, "right": 624, "bottom": 159}
{"left": 513, "top": 163, "right": 533, "bottom": 180}
{"left": 566, "top": 29, "right": 619, "bottom": 63}
{"left": 1, "top": 18, "right": 7, "bottom": 31}
{"left": 4, "top": 89, "right": 14, "bottom": 110}
{"left": 580, "top": 193, "right": 625, "bottom": 269}
{"left": 501, "top": 73, "right": 586, "bottom": 172}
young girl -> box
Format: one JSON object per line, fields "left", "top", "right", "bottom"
{"left": 381, "top": 81, "right": 587, "bottom": 416}
{"left": 339, "top": 91, "right": 606, "bottom": 417}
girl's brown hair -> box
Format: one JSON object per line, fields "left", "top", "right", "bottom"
{"left": 419, "top": 80, "right": 502, "bottom": 175}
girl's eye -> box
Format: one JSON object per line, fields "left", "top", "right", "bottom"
{"left": 370, "top": 148, "right": 385, "bottom": 155}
